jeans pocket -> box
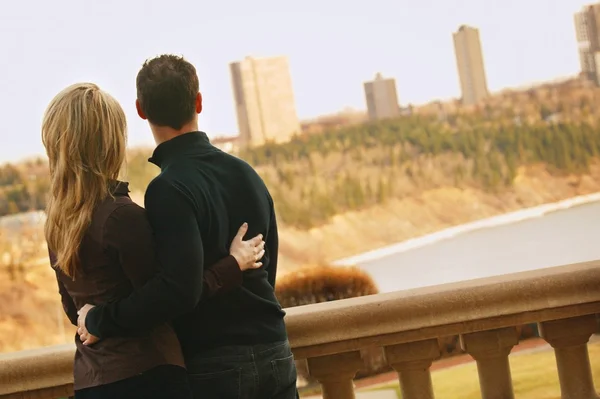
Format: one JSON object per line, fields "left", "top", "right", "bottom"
{"left": 271, "top": 354, "right": 297, "bottom": 393}
{"left": 188, "top": 368, "right": 242, "bottom": 399}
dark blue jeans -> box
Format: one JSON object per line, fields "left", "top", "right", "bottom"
{"left": 186, "top": 340, "right": 299, "bottom": 399}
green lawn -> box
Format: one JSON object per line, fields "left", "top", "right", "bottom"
{"left": 363, "top": 341, "right": 600, "bottom": 399}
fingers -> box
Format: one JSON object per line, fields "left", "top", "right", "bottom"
{"left": 83, "top": 335, "right": 99, "bottom": 346}
{"left": 248, "top": 234, "right": 264, "bottom": 246}
{"left": 251, "top": 262, "right": 263, "bottom": 269}
{"left": 234, "top": 222, "right": 249, "bottom": 241}
{"left": 78, "top": 326, "right": 98, "bottom": 346}
{"left": 256, "top": 249, "right": 265, "bottom": 260}
{"left": 79, "top": 330, "right": 90, "bottom": 343}
{"left": 78, "top": 326, "right": 89, "bottom": 339}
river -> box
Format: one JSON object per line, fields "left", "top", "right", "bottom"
{"left": 356, "top": 201, "right": 600, "bottom": 293}
{"left": 2, "top": 200, "right": 600, "bottom": 294}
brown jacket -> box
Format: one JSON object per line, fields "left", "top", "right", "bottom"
{"left": 52, "top": 182, "right": 242, "bottom": 390}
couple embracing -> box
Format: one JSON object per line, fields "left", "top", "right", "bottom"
{"left": 43, "top": 54, "right": 298, "bottom": 399}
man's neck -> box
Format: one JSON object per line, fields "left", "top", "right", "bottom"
{"left": 151, "top": 122, "right": 199, "bottom": 145}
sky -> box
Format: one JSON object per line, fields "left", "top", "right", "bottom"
{"left": 0, "top": 0, "right": 590, "bottom": 163}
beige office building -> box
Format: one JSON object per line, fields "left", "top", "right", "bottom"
{"left": 453, "top": 25, "right": 489, "bottom": 106}
{"left": 364, "top": 73, "right": 400, "bottom": 121}
{"left": 229, "top": 56, "right": 300, "bottom": 148}
{"left": 575, "top": 4, "right": 600, "bottom": 84}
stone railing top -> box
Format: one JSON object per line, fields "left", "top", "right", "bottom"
{"left": 285, "top": 261, "right": 600, "bottom": 357}
{"left": 0, "top": 343, "right": 74, "bottom": 396}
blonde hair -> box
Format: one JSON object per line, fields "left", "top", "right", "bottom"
{"left": 42, "top": 83, "right": 127, "bottom": 278}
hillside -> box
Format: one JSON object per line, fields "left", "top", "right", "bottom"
{"left": 3, "top": 77, "right": 600, "bottom": 270}
{"left": 3, "top": 77, "right": 600, "bottom": 351}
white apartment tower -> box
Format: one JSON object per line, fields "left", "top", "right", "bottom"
{"left": 575, "top": 4, "right": 600, "bottom": 84}
{"left": 453, "top": 25, "right": 490, "bottom": 106}
{"left": 229, "top": 56, "right": 300, "bottom": 148}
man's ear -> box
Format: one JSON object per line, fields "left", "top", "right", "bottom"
{"left": 195, "top": 92, "right": 203, "bottom": 114}
{"left": 136, "top": 99, "right": 147, "bottom": 120}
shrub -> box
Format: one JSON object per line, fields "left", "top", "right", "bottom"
{"left": 276, "top": 264, "right": 378, "bottom": 308}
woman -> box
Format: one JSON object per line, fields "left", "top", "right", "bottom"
{"left": 42, "top": 83, "right": 265, "bottom": 399}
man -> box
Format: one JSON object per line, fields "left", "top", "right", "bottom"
{"left": 78, "top": 55, "right": 298, "bottom": 399}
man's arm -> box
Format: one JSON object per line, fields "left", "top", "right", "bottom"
{"left": 266, "top": 195, "right": 279, "bottom": 288}
{"left": 85, "top": 179, "right": 206, "bottom": 339}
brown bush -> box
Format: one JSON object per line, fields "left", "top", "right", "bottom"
{"left": 275, "top": 264, "right": 378, "bottom": 308}
{"left": 275, "top": 265, "right": 388, "bottom": 380}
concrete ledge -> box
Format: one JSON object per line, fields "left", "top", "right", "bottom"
{"left": 0, "top": 344, "right": 74, "bottom": 397}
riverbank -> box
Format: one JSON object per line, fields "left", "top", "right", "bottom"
{"left": 333, "top": 191, "right": 600, "bottom": 267}
{"left": 277, "top": 163, "right": 600, "bottom": 272}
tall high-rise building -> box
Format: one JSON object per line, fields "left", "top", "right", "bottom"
{"left": 363, "top": 73, "right": 400, "bottom": 121}
{"left": 574, "top": 3, "right": 600, "bottom": 84}
{"left": 229, "top": 56, "right": 300, "bottom": 148}
{"left": 453, "top": 25, "right": 489, "bottom": 106}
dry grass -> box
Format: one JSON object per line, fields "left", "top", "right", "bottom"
{"left": 2, "top": 164, "right": 600, "bottom": 354}
{"left": 0, "top": 224, "right": 74, "bottom": 353}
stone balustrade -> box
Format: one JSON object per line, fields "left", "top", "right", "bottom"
{"left": 1, "top": 261, "right": 599, "bottom": 399}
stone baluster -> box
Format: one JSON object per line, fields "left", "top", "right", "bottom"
{"left": 384, "top": 339, "right": 440, "bottom": 399}
{"left": 461, "top": 327, "right": 519, "bottom": 399}
{"left": 540, "top": 315, "right": 599, "bottom": 399}
{"left": 307, "top": 351, "right": 363, "bottom": 399}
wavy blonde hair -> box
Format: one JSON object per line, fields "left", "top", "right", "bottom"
{"left": 42, "top": 83, "right": 127, "bottom": 278}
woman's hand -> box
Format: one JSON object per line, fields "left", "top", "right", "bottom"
{"left": 230, "top": 223, "right": 266, "bottom": 271}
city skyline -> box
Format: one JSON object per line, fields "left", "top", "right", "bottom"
{"left": 0, "top": 0, "right": 588, "bottom": 162}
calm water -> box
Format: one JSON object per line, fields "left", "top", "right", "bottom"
{"left": 359, "top": 202, "right": 600, "bottom": 293}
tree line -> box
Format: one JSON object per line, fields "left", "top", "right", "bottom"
{"left": 0, "top": 162, "right": 48, "bottom": 217}
{"left": 2, "top": 116, "right": 600, "bottom": 228}
{"left": 242, "top": 117, "right": 600, "bottom": 228}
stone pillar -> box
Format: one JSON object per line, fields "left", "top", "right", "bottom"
{"left": 384, "top": 339, "right": 440, "bottom": 399}
{"left": 540, "top": 315, "right": 599, "bottom": 399}
{"left": 461, "top": 327, "right": 519, "bottom": 399}
{"left": 307, "top": 351, "right": 363, "bottom": 399}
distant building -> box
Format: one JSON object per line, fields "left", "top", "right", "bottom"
{"left": 363, "top": 73, "right": 400, "bottom": 121}
{"left": 210, "top": 135, "right": 239, "bottom": 153}
{"left": 229, "top": 56, "right": 300, "bottom": 148}
{"left": 453, "top": 25, "right": 489, "bottom": 106}
{"left": 574, "top": 3, "right": 600, "bottom": 84}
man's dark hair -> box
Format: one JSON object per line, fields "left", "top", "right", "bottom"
{"left": 136, "top": 54, "right": 199, "bottom": 130}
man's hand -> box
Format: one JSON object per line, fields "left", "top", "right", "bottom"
{"left": 77, "top": 304, "right": 100, "bottom": 346}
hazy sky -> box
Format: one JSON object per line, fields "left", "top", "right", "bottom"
{"left": 0, "top": 0, "right": 590, "bottom": 162}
